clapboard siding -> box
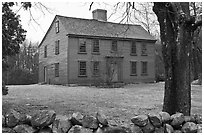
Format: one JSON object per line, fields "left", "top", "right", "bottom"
{"left": 67, "top": 37, "right": 155, "bottom": 84}
{"left": 38, "top": 15, "right": 156, "bottom": 85}
{"left": 39, "top": 17, "right": 68, "bottom": 84}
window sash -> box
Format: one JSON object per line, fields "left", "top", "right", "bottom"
{"left": 131, "top": 41, "right": 137, "bottom": 54}
{"left": 141, "top": 44, "right": 147, "bottom": 55}
{"left": 55, "top": 63, "right": 59, "bottom": 77}
{"left": 55, "top": 21, "right": 59, "bottom": 33}
{"left": 93, "top": 61, "right": 100, "bottom": 76}
{"left": 79, "top": 61, "right": 87, "bottom": 76}
{"left": 93, "top": 39, "right": 99, "bottom": 53}
{"left": 141, "top": 61, "right": 147, "bottom": 74}
{"left": 111, "top": 40, "right": 117, "bottom": 51}
{"left": 79, "top": 39, "right": 86, "bottom": 53}
{"left": 55, "top": 40, "right": 59, "bottom": 55}
{"left": 44, "top": 46, "right": 47, "bottom": 58}
{"left": 131, "top": 61, "right": 137, "bottom": 75}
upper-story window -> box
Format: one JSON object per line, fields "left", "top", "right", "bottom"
{"left": 92, "top": 39, "right": 100, "bottom": 54}
{"left": 79, "top": 39, "right": 86, "bottom": 53}
{"left": 141, "top": 43, "right": 147, "bottom": 56}
{"left": 55, "top": 21, "right": 59, "bottom": 33}
{"left": 141, "top": 61, "right": 148, "bottom": 75}
{"left": 131, "top": 41, "right": 137, "bottom": 55}
{"left": 111, "top": 40, "right": 117, "bottom": 52}
{"left": 55, "top": 40, "right": 60, "bottom": 55}
{"left": 44, "top": 45, "right": 47, "bottom": 58}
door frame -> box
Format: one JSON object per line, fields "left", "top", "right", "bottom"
{"left": 44, "top": 66, "right": 47, "bottom": 83}
{"left": 105, "top": 56, "right": 123, "bottom": 83}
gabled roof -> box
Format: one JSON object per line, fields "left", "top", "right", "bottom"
{"left": 39, "top": 15, "right": 156, "bottom": 47}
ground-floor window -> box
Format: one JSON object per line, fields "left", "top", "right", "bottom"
{"left": 78, "top": 61, "right": 87, "bottom": 77}
{"left": 130, "top": 61, "right": 137, "bottom": 76}
{"left": 92, "top": 61, "right": 100, "bottom": 76}
{"left": 55, "top": 63, "right": 59, "bottom": 77}
{"left": 141, "top": 61, "right": 148, "bottom": 75}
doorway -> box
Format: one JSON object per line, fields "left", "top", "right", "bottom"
{"left": 44, "top": 66, "right": 47, "bottom": 83}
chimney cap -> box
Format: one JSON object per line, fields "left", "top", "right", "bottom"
{"left": 92, "top": 9, "right": 107, "bottom": 21}
{"left": 92, "top": 9, "right": 107, "bottom": 13}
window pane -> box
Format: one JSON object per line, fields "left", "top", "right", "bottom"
{"left": 131, "top": 61, "right": 137, "bottom": 75}
{"left": 79, "top": 39, "right": 86, "bottom": 52}
{"left": 142, "top": 61, "right": 147, "bottom": 74}
{"left": 44, "top": 46, "right": 47, "bottom": 58}
{"left": 131, "top": 41, "right": 136, "bottom": 54}
{"left": 141, "top": 44, "right": 147, "bottom": 55}
{"left": 55, "top": 40, "right": 59, "bottom": 55}
{"left": 55, "top": 63, "right": 59, "bottom": 77}
{"left": 56, "top": 21, "right": 59, "bottom": 33}
{"left": 93, "top": 61, "right": 100, "bottom": 75}
{"left": 93, "top": 39, "right": 99, "bottom": 53}
{"left": 79, "top": 61, "right": 86, "bottom": 76}
{"left": 112, "top": 40, "right": 117, "bottom": 51}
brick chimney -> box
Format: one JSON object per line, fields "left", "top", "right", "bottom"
{"left": 92, "top": 9, "right": 107, "bottom": 21}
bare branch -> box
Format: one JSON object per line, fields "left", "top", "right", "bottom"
{"left": 89, "top": 2, "right": 94, "bottom": 11}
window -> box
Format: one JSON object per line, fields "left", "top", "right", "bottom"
{"left": 78, "top": 61, "right": 87, "bottom": 76}
{"left": 79, "top": 39, "right": 86, "bottom": 53}
{"left": 111, "top": 40, "right": 117, "bottom": 52}
{"left": 44, "top": 45, "right": 47, "bottom": 58}
{"left": 141, "top": 43, "right": 147, "bottom": 56}
{"left": 92, "top": 61, "right": 100, "bottom": 76}
{"left": 141, "top": 61, "right": 148, "bottom": 75}
{"left": 55, "top": 21, "right": 59, "bottom": 33}
{"left": 131, "top": 41, "right": 137, "bottom": 55}
{"left": 55, "top": 63, "right": 59, "bottom": 77}
{"left": 92, "top": 39, "right": 100, "bottom": 53}
{"left": 55, "top": 40, "right": 60, "bottom": 55}
{"left": 130, "top": 61, "right": 137, "bottom": 75}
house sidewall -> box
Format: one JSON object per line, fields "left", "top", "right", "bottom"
{"left": 38, "top": 17, "right": 68, "bottom": 84}
{"left": 67, "top": 37, "right": 155, "bottom": 84}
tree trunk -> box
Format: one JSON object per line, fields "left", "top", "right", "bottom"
{"left": 153, "top": 2, "right": 193, "bottom": 115}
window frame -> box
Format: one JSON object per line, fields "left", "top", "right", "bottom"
{"left": 141, "top": 61, "right": 148, "bottom": 76}
{"left": 92, "top": 39, "right": 100, "bottom": 54}
{"left": 78, "top": 61, "right": 87, "bottom": 77}
{"left": 55, "top": 20, "right": 59, "bottom": 33}
{"left": 55, "top": 63, "right": 59, "bottom": 77}
{"left": 78, "top": 39, "right": 87, "bottom": 54}
{"left": 130, "top": 41, "right": 137, "bottom": 56}
{"left": 55, "top": 40, "right": 60, "bottom": 55}
{"left": 92, "top": 61, "right": 100, "bottom": 77}
{"left": 141, "top": 43, "right": 147, "bottom": 56}
{"left": 111, "top": 40, "right": 118, "bottom": 52}
{"left": 44, "top": 45, "right": 47, "bottom": 58}
{"left": 130, "top": 61, "right": 137, "bottom": 76}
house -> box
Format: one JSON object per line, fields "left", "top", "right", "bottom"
{"left": 38, "top": 9, "right": 156, "bottom": 85}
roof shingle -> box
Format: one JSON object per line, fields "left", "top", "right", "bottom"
{"left": 57, "top": 15, "right": 156, "bottom": 41}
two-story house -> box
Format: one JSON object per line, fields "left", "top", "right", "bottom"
{"left": 38, "top": 9, "right": 156, "bottom": 85}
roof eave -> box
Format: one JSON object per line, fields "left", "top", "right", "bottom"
{"left": 66, "top": 33, "right": 157, "bottom": 43}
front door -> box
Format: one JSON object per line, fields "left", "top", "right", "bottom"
{"left": 110, "top": 62, "right": 118, "bottom": 82}
{"left": 44, "top": 66, "right": 47, "bottom": 83}
{"left": 106, "top": 57, "right": 123, "bottom": 83}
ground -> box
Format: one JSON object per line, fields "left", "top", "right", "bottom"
{"left": 2, "top": 82, "right": 202, "bottom": 127}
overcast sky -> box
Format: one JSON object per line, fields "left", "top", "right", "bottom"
{"left": 12, "top": 2, "right": 126, "bottom": 43}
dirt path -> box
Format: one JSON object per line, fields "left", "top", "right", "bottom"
{"left": 2, "top": 83, "right": 202, "bottom": 126}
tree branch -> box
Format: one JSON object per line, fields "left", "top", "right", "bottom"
{"left": 192, "top": 20, "right": 202, "bottom": 30}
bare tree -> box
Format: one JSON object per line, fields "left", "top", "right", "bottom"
{"left": 153, "top": 2, "right": 201, "bottom": 115}
{"left": 90, "top": 2, "right": 202, "bottom": 115}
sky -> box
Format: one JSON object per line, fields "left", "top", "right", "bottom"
{"left": 12, "top": 2, "right": 125, "bottom": 43}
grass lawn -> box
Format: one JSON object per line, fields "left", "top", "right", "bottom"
{"left": 2, "top": 82, "right": 202, "bottom": 126}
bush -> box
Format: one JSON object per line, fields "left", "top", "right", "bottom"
{"left": 2, "top": 81, "right": 8, "bottom": 95}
